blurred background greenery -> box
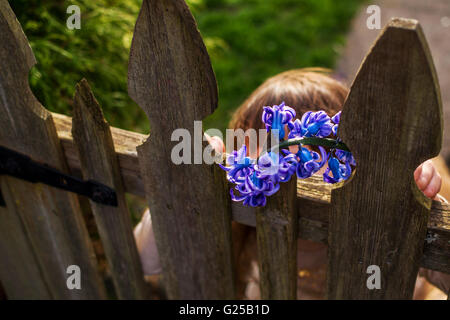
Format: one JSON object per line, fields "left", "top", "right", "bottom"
{"left": 10, "top": 0, "right": 366, "bottom": 134}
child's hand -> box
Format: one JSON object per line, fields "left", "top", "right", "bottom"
{"left": 414, "top": 160, "right": 442, "bottom": 200}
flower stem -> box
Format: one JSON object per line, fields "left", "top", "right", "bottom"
{"left": 271, "top": 137, "right": 350, "bottom": 152}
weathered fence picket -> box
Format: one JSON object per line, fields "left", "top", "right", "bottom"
{"left": 256, "top": 178, "right": 298, "bottom": 299}
{"left": 0, "top": 199, "right": 50, "bottom": 299}
{"left": 0, "top": 0, "right": 449, "bottom": 300}
{"left": 128, "top": 0, "right": 235, "bottom": 299}
{"left": 0, "top": 0, "right": 105, "bottom": 299}
{"left": 327, "top": 19, "right": 443, "bottom": 299}
{"left": 72, "top": 79, "right": 148, "bottom": 299}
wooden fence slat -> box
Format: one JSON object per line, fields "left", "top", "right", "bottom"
{"left": 0, "top": 191, "right": 51, "bottom": 299}
{"left": 0, "top": 0, "right": 105, "bottom": 299}
{"left": 128, "top": 0, "right": 235, "bottom": 299}
{"left": 53, "top": 113, "right": 146, "bottom": 197}
{"left": 327, "top": 18, "right": 443, "bottom": 299}
{"left": 256, "top": 178, "right": 298, "bottom": 299}
{"left": 72, "top": 79, "right": 148, "bottom": 299}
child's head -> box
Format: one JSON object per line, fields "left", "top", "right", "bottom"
{"left": 229, "top": 68, "right": 348, "bottom": 132}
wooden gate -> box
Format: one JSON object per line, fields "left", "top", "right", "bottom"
{"left": 0, "top": 0, "right": 448, "bottom": 300}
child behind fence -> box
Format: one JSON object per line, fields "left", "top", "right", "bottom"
{"left": 134, "top": 68, "right": 450, "bottom": 299}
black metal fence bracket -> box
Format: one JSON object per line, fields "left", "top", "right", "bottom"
{"left": 0, "top": 145, "right": 118, "bottom": 206}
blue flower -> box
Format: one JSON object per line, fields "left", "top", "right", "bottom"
{"left": 287, "top": 119, "right": 302, "bottom": 139}
{"left": 220, "top": 105, "right": 357, "bottom": 206}
{"left": 230, "top": 171, "right": 280, "bottom": 207}
{"left": 256, "top": 151, "right": 296, "bottom": 183}
{"left": 262, "top": 102, "right": 296, "bottom": 140}
{"left": 331, "top": 111, "right": 341, "bottom": 136}
{"left": 288, "top": 111, "right": 332, "bottom": 138}
{"left": 295, "top": 146, "right": 328, "bottom": 178}
{"left": 219, "top": 145, "right": 255, "bottom": 184}
{"left": 335, "top": 149, "right": 356, "bottom": 166}
{"left": 323, "top": 155, "right": 352, "bottom": 184}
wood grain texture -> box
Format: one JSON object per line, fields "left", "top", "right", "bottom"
{"left": 421, "top": 228, "right": 450, "bottom": 274}
{"left": 0, "top": 197, "right": 51, "bottom": 299}
{"left": 421, "top": 201, "right": 449, "bottom": 275}
{"left": 128, "top": 0, "right": 234, "bottom": 299}
{"left": 52, "top": 117, "right": 450, "bottom": 273}
{"left": 72, "top": 79, "right": 148, "bottom": 299}
{"left": 297, "top": 197, "right": 329, "bottom": 244}
{"left": 256, "top": 177, "right": 298, "bottom": 299}
{"left": 327, "top": 18, "right": 443, "bottom": 299}
{"left": 0, "top": 0, "right": 105, "bottom": 299}
{"left": 53, "top": 112, "right": 146, "bottom": 197}
{"left": 429, "top": 200, "right": 450, "bottom": 230}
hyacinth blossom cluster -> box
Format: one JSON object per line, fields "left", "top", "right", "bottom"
{"left": 220, "top": 102, "right": 356, "bottom": 207}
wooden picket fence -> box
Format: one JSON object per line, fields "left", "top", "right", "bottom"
{"left": 0, "top": 0, "right": 449, "bottom": 300}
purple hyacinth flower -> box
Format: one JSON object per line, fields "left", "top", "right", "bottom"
{"left": 219, "top": 145, "right": 255, "bottom": 184}
{"left": 287, "top": 119, "right": 303, "bottom": 139}
{"left": 230, "top": 171, "right": 280, "bottom": 207}
{"left": 335, "top": 149, "right": 356, "bottom": 166}
{"left": 331, "top": 111, "right": 341, "bottom": 136}
{"left": 281, "top": 151, "right": 299, "bottom": 178}
{"left": 262, "top": 102, "right": 296, "bottom": 140}
{"left": 222, "top": 106, "right": 357, "bottom": 206}
{"left": 256, "top": 151, "right": 297, "bottom": 183}
{"left": 288, "top": 111, "right": 333, "bottom": 139}
{"left": 295, "top": 146, "right": 328, "bottom": 179}
{"left": 323, "top": 155, "right": 352, "bottom": 184}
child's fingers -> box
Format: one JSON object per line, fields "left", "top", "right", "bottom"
{"left": 415, "top": 160, "right": 435, "bottom": 191}
{"left": 423, "top": 170, "right": 442, "bottom": 199}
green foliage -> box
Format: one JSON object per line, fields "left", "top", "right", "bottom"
{"left": 10, "top": 0, "right": 365, "bottom": 134}
{"left": 10, "top": 0, "right": 148, "bottom": 132}
{"left": 196, "top": 0, "right": 366, "bottom": 132}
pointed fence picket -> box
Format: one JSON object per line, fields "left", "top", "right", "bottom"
{"left": 72, "top": 79, "right": 149, "bottom": 299}
{"left": 327, "top": 18, "right": 443, "bottom": 299}
{"left": 128, "top": 0, "right": 235, "bottom": 299}
{"left": 0, "top": 0, "right": 105, "bottom": 300}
